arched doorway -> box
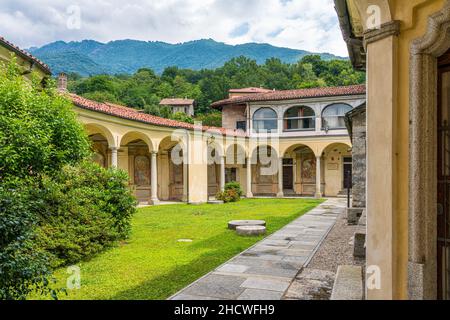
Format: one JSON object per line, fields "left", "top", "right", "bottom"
{"left": 120, "top": 132, "right": 154, "bottom": 204}
{"left": 283, "top": 144, "right": 317, "bottom": 196}
{"left": 89, "top": 133, "right": 108, "bottom": 168}
{"left": 322, "top": 143, "right": 352, "bottom": 197}
{"left": 437, "top": 49, "right": 450, "bottom": 300}
{"left": 159, "top": 136, "right": 186, "bottom": 202}
{"left": 225, "top": 143, "right": 247, "bottom": 193}
{"left": 207, "top": 143, "right": 222, "bottom": 197}
{"left": 250, "top": 145, "right": 279, "bottom": 196}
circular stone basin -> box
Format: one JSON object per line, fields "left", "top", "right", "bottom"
{"left": 236, "top": 226, "right": 267, "bottom": 236}
{"left": 228, "top": 220, "right": 266, "bottom": 230}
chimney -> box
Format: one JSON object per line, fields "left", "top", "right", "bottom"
{"left": 57, "top": 73, "right": 68, "bottom": 92}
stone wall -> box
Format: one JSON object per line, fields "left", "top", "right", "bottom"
{"left": 351, "top": 109, "right": 366, "bottom": 208}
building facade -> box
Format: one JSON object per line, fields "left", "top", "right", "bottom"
{"left": 335, "top": 0, "right": 450, "bottom": 300}
{"left": 159, "top": 98, "right": 195, "bottom": 117}
{"left": 0, "top": 36, "right": 51, "bottom": 84}
{"left": 69, "top": 84, "right": 365, "bottom": 205}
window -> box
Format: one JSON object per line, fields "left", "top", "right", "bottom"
{"left": 253, "top": 108, "right": 278, "bottom": 133}
{"left": 225, "top": 168, "right": 237, "bottom": 183}
{"left": 236, "top": 121, "right": 247, "bottom": 131}
{"left": 322, "top": 103, "right": 352, "bottom": 129}
{"left": 284, "top": 106, "right": 315, "bottom": 131}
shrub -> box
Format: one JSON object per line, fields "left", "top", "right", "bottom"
{"left": 216, "top": 189, "right": 240, "bottom": 203}
{"left": 0, "top": 60, "right": 136, "bottom": 299}
{"left": 224, "top": 181, "right": 243, "bottom": 197}
{"left": 0, "top": 179, "right": 53, "bottom": 300}
{"left": 0, "top": 59, "right": 91, "bottom": 180}
{"left": 36, "top": 161, "right": 137, "bottom": 267}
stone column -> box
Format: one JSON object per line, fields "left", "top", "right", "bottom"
{"left": 315, "top": 156, "right": 322, "bottom": 198}
{"left": 293, "top": 159, "right": 297, "bottom": 194}
{"left": 220, "top": 156, "right": 226, "bottom": 192}
{"left": 149, "top": 151, "right": 159, "bottom": 205}
{"left": 110, "top": 147, "right": 118, "bottom": 168}
{"left": 246, "top": 156, "right": 253, "bottom": 198}
{"left": 277, "top": 157, "right": 284, "bottom": 198}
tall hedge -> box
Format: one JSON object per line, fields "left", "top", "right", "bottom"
{"left": 0, "top": 60, "right": 136, "bottom": 299}
{"left": 37, "top": 162, "right": 136, "bottom": 267}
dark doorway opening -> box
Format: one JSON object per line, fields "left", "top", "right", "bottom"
{"left": 437, "top": 50, "right": 450, "bottom": 300}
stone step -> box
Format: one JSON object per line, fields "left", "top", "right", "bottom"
{"left": 330, "top": 265, "right": 363, "bottom": 300}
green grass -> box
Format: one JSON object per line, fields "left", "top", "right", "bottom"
{"left": 34, "top": 198, "right": 323, "bottom": 300}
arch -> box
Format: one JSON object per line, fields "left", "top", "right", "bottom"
{"left": 84, "top": 123, "right": 116, "bottom": 148}
{"left": 158, "top": 135, "right": 187, "bottom": 202}
{"left": 253, "top": 107, "right": 278, "bottom": 133}
{"left": 317, "top": 141, "right": 352, "bottom": 157}
{"left": 408, "top": 0, "right": 450, "bottom": 300}
{"left": 322, "top": 103, "right": 352, "bottom": 130}
{"left": 281, "top": 143, "right": 317, "bottom": 159}
{"left": 120, "top": 131, "right": 154, "bottom": 152}
{"left": 283, "top": 106, "right": 316, "bottom": 131}
{"left": 225, "top": 143, "right": 247, "bottom": 166}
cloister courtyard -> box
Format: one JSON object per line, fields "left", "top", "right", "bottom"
{"left": 34, "top": 198, "right": 323, "bottom": 300}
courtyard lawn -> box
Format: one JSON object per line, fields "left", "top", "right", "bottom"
{"left": 36, "top": 198, "right": 323, "bottom": 300}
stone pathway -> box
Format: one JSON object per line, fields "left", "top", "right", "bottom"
{"left": 169, "top": 198, "right": 345, "bottom": 300}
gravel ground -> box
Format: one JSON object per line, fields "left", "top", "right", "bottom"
{"left": 307, "top": 209, "right": 365, "bottom": 272}
{"left": 283, "top": 208, "right": 365, "bottom": 300}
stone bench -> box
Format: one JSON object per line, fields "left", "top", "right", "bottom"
{"left": 330, "top": 266, "right": 364, "bottom": 300}
{"left": 353, "top": 232, "right": 366, "bottom": 258}
{"left": 236, "top": 225, "right": 266, "bottom": 236}
{"left": 346, "top": 207, "right": 365, "bottom": 225}
{"left": 228, "top": 220, "right": 266, "bottom": 230}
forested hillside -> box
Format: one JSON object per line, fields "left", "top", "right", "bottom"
{"left": 30, "top": 39, "right": 344, "bottom": 76}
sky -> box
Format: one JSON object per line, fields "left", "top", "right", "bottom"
{"left": 0, "top": 0, "right": 348, "bottom": 56}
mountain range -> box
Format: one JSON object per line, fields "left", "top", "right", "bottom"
{"left": 28, "top": 39, "right": 345, "bottom": 76}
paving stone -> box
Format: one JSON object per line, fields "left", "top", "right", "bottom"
{"left": 171, "top": 199, "right": 345, "bottom": 301}
{"left": 238, "top": 289, "right": 284, "bottom": 300}
{"left": 241, "top": 278, "right": 291, "bottom": 292}
{"left": 217, "top": 264, "right": 249, "bottom": 273}
{"left": 330, "top": 266, "right": 363, "bottom": 300}
{"left": 172, "top": 294, "right": 222, "bottom": 300}
{"left": 183, "top": 274, "right": 246, "bottom": 299}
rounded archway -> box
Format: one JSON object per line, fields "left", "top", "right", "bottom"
{"left": 321, "top": 143, "right": 353, "bottom": 197}
{"left": 283, "top": 106, "right": 315, "bottom": 131}
{"left": 84, "top": 123, "right": 116, "bottom": 148}
{"left": 120, "top": 132, "right": 155, "bottom": 204}
{"left": 253, "top": 108, "right": 278, "bottom": 133}
{"left": 207, "top": 143, "right": 224, "bottom": 197}
{"left": 89, "top": 133, "right": 108, "bottom": 168}
{"left": 322, "top": 103, "right": 352, "bottom": 130}
{"left": 158, "top": 136, "right": 187, "bottom": 202}
{"left": 250, "top": 145, "right": 279, "bottom": 196}
{"left": 283, "top": 144, "right": 317, "bottom": 196}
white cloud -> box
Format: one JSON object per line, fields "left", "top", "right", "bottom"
{"left": 0, "top": 0, "right": 348, "bottom": 56}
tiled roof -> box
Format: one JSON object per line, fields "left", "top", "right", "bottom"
{"left": 212, "top": 84, "right": 366, "bottom": 108}
{"left": 229, "top": 87, "right": 273, "bottom": 93}
{"left": 160, "top": 98, "right": 195, "bottom": 106}
{"left": 69, "top": 94, "right": 246, "bottom": 137}
{"left": 0, "top": 36, "right": 51, "bottom": 75}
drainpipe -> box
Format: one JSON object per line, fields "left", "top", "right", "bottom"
{"left": 186, "top": 130, "right": 190, "bottom": 203}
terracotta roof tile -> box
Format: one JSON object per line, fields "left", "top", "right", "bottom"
{"left": 212, "top": 84, "right": 366, "bottom": 108}
{"left": 229, "top": 87, "right": 273, "bottom": 93}
{"left": 69, "top": 94, "right": 246, "bottom": 137}
{"left": 160, "top": 98, "right": 195, "bottom": 106}
{"left": 0, "top": 36, "right": 51, "bottom": 75}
